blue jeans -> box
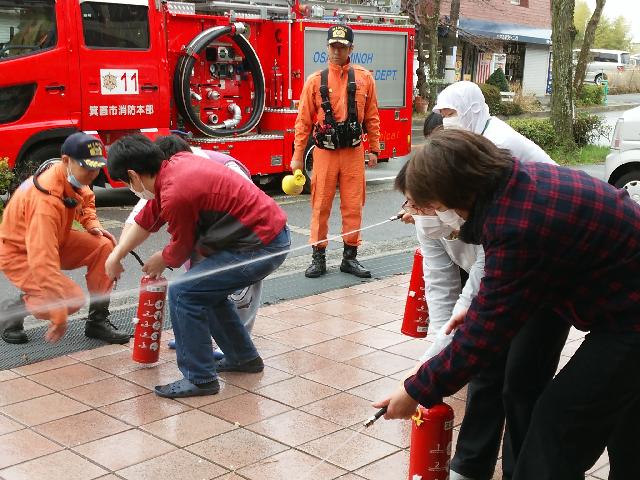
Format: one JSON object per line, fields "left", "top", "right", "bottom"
{"left": 169, "top": 227, "right": 290, "bottom": 384}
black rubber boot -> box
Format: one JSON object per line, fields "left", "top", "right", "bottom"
{"left": 305, "top": 246, "right": 327, "bottom": 278}
{"left": 340, "top": 244, "right": 371, "bottom": 278}
{"left": 0, "top": 297, "right": 28, "bottom": 344}
{"left": 85, "top": 299, "right": 130, "bottom": 344}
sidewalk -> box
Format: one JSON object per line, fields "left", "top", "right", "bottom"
{"left": 0, "top": 275, "right": 608, "bottom": 479}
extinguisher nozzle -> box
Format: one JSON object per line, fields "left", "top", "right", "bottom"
{"left": 364, "top": 407, "right": 387, "bottom": 428}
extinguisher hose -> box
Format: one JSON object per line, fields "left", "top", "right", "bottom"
{"left": 174, "top": 24, "right": 266, "bottom": 137}
{"left": 129, "top": 250, "right": 174, "bottom": 271}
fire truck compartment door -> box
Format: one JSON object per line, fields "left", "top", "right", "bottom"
{"left": 303, "top": 28, "right": 408, "bottom": 108}
{"left": 75, "top": 0, "right": 165, "bottom": 130}
{"left": 0, "top": 0, "right": 76, "bottom": 130}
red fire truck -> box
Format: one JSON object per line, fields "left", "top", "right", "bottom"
{"left": 0, "top": 0, "right": 414, "bottom": 189}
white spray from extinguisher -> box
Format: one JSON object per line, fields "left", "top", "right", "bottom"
{"left": 0, "top": 218, "right": 400, "bottom": 330}
{"left": 109, "top": 218, "right": 396, "bottom": 303}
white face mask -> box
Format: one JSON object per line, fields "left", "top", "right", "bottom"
{"left": 435, "top": 209, "right": 465, "bottom": 230}
{"left": 129, "top": 186, "right": 155, "bottom": 200}
{"left": 67, "top": 166, "right": 84, "bottom": 189}
{"left": 129, "top": 175, "right": 155, "bottom": 200}
{"left": 442, "top": 116, "right": 463, "bottom": 130}
{"left": 413, "top": 215, "right": 454, "bottom": 239}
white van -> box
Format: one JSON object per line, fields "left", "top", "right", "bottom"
{"left": 606, "top": 105, "right": 640, "bottom": 204}
{"left": 573, "top": 49, "right": 631, "bottom": 85}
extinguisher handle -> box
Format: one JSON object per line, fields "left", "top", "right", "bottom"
{"left": 364, "top": 406, "right": 387, "bottom": 428}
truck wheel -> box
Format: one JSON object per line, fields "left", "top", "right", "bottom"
{"left": 10, "top": 143, "right": 61, "bottom": 194}
{"left": 614, "top": 171, "right": 640, "bottom": 205}
{"left": 302, "top": 143, "right": 314, "bottom": 194}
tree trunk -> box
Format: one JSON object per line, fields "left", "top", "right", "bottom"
{"left": 449, "top": 0, "right": 460, "bottom": 35}
{"left": 573, "top": 0, "right": 606, "bottom": 92}
{"left": 551, "top": 0, "right": 577, "bottom": 150}
{"left": 445, "top": 0, "right": 460, "bottom": 81}
{"left": 425, "top": 0, "right": 441, "bottom": 110}
{"left": 415, "top": 26, "right": 429, "bottom": 101}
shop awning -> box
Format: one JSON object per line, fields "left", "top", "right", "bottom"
{"left": 459, "top": 17, "right": 551, "bottom": 45}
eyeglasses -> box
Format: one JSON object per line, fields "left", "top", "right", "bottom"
{"left": 401, "top": 200, "right": 434, "bottom": 216}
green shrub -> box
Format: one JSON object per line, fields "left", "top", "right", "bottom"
{"left": 479, "top": 83, "right": 503, "bottom": 115}
{"left": 507, "top": 115, "right": 611, "bottom": 151}
{"left": 0, "top": 159, "right": 14, "bottom": 219}
{"left": 498, "top": 102, "right": 524, "bottom": 116}
{"left": 572, "top": 114, "right": 611, "bottom": 147}
{"left": 507, "top": 118, "right": 558, "bottom": 150}
{"left": 486, "top": 68, "right": 509, "bottom": 92}
{"left": 576, "top": 84, "right": 605, "bottom": 106}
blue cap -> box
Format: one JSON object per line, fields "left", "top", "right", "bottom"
{"left": 61, "top": 133, "right": 107, "bottom": 170}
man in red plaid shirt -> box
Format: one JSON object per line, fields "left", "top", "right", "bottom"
{"left": 375, "top": 129, "right": 640, "bottom": 478}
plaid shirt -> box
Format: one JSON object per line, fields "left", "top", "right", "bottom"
{"left": 405, "top": 160, "right": 640, "bottom": 407}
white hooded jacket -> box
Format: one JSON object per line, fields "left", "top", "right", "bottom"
{"left": 418, "top": 81, "right": 555, "bottom": 362}
{"left": 434, "top": 81, "right": 555, "bottom": 165}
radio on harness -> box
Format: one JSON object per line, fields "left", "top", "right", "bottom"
{"left": 312, "top": 67, "right": 363, "bottom": 150}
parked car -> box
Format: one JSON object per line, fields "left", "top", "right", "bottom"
{"left": 606, "top": 105, "right": 640, "bottom": 204}
{"left": 573, "top": 49, "right": 632, "bottom": 85}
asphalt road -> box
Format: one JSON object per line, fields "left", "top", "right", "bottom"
{"left": 0, "top": 108, "right": 621, "bottom": 307}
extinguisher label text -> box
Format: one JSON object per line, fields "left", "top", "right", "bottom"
{"left": 100, "top": 69, "right": 140, "bottom": 95}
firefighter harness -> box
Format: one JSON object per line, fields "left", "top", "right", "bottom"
{"left": 312, "top": 67, "right": 363, "bottom": 150}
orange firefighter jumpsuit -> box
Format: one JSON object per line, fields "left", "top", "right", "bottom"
{"left": 293, "top": 61, "right": 380, "bottom": 248}
{"left": 0, "top": 162, "right": 114, "bottom": 326}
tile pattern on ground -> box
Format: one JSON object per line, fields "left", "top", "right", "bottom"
{"left": 186, "top": 428, "right": 288, "bottom": 470}
{"left": 0, "top": 278, "right": 606, "bottom": 479}
{"left": 299, "top": 429, "right": 400, "bottom": 471}
{"left": 73, "top": 429, "right": 175, "bottom": 471}
{"left": 201, "top": 392, "right": 291, "bottom": 426}
{"left": 141, "top": 409, "right": 236, "bottom": 447}
{"left": 0, "top": 429, "right": 62, "bottom": 469}
{"left": 247, "top": 409, "right": 343, "bottom": 446}
{"left": 98, "top": 392, "right": 191, "bottom": 426}
{"left": 116, "top": 449, "right": 228, "bottom": 480}
{"left": 0, "top": 449, "right": 107, "bottom": 480}
{"left": 237, "top": 448, "right": 347, "bottom": 479}
{"left": 34, "top": 410, "right": 130, "bottom": 447}
{"left": 0, "top": 393, "right": 90, "bottom": 426}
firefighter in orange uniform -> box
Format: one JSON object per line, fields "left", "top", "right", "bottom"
{"left": 0, "top": 133, "right": 129, "bottom": 345}
{"left": 291, "top": 24, "right": 380, "bottom": 278}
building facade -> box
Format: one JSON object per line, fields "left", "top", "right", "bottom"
{"left": 440, "top": 0, "right": 552, "bottom": 95}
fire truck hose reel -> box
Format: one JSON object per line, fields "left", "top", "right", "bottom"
{"left": 174, "top": 23, "right": 265, "bottom": 137}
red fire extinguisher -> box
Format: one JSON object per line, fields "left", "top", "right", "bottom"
{"left": 132, "top": 275, "right": 167, "bottom": 364}
{"left": 401, "top": 248, "right": 429, "bottom": 338}
{"left": 408, "top": 403, "right": 454, "bottom": 480}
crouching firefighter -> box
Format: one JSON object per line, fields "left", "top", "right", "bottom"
{"left": 0, "top": 133, "right": 129, "bottom": 344}
{"left": 291, "top": 24, "right": 381, "bottom": 279}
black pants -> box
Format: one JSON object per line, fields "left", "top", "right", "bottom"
{"left": 450, "top": 308, "right": 570, "bottom": 480}
{"left": 513, "top": 331, "right": 640, "bottom": 480}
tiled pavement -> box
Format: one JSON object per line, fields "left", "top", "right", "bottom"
{"left": 0, "top": 274, "right": 609, "bottom": 479}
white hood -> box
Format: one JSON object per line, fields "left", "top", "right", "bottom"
{"left": 434, "top": 81, "right": 491, "bottom": 135}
